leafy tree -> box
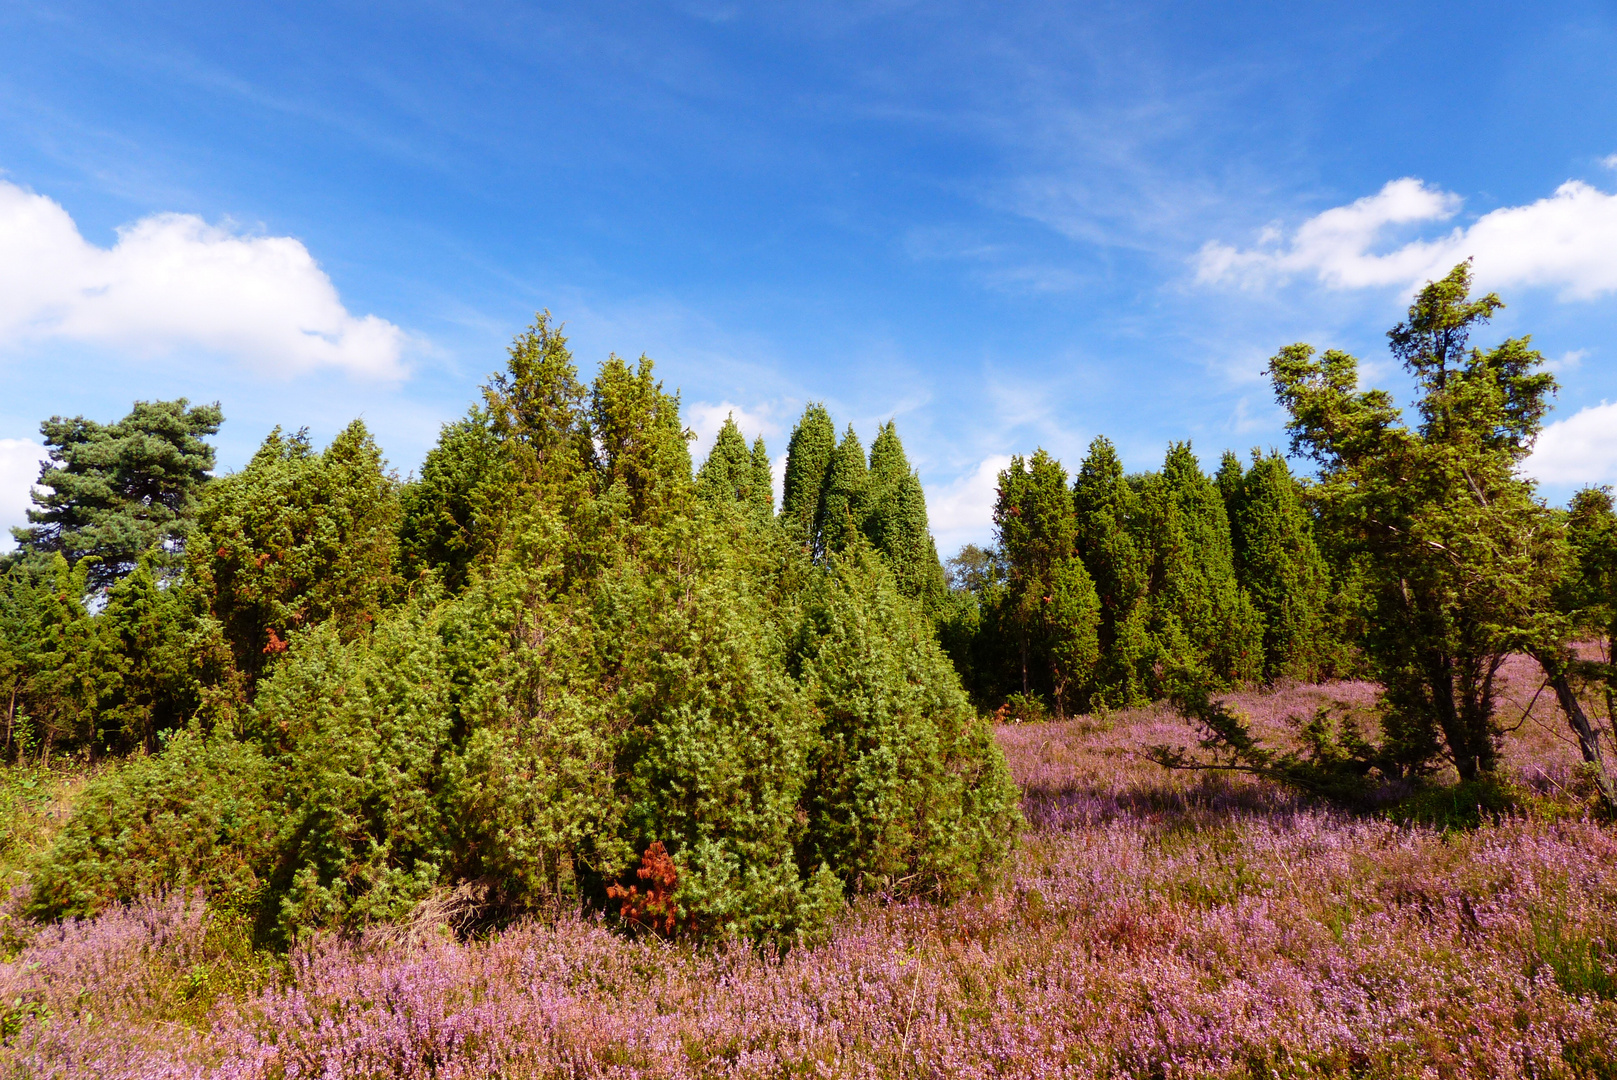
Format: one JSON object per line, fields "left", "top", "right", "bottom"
{"left": 1072, "top": 437, "right": 1152, "bottom": 707}
{"left": 1138, "top": 443, "right": 1263, "bottom": 691}
{"left": 11, "top": 399, "right": 222, "bottom": 591}
{"left": 819, "top": 425, "right": 870, "bottom": 553}
{"left": 1269, "top": 263, "right": 1562, "bottom": 780}
{"left": 782, "top": 404, "right": 836, "bottom": 549}
{"left": 1542, "top": 487, "right": 1617, "bottom": 808}
{"left": 588, "top": 354, "right": 692, "bottom": 519}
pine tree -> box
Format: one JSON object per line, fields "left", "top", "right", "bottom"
{"left": 782, "top": 405, "right": 836, "bottom": 548}
{"left": 12, "top": 399, "right": 223, "bottom": 591}
{"left": 1233, "top": 451, "right": 1334, "bottom": 681}
{"left": 1072, "top": 436, "right": 1151, "bottom": 707}
{"left": 863, "top": 422, "right": 947, "bottom": 607}
{"left": 1139, "top": 442, "right": 1263, "bottom": 690}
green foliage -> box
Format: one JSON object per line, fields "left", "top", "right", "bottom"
{"left": 26, "top": 729, "right": 280, "bottom": 921}
{"left": 399, "top": 408, "right": 512, "bottom": 592}
{"left": 1227, "top": 451, "right": 1338, "bottom": 681}
{"left": 864, "top": 422, "right": 948, "bottom": 611}
{"left": 188, "top": 421, "right": 402, "bottom": 686}
{"left": 819, "top": 425, "right": 869, "bottom": 554}
{"left": 0, "top": 555, "right": 97, "bottom": 756}
{"left": 1270, "top": 263, "right": 1563, "bottom": 780}
{"left": 26, "top": 332, "right": 1018, "bottom": 947}
{"left": 782, "top": 404, "right": 836, "bottom": 548}
{"left": 10, "top": 399, "right": 222, "bottom": 591}
{"left": 1138, "top": 442, "right": 1263, "bottom": 692}
{"left": 695, "top": 416, "right": 773, "bottom": 526}
{"left": 1073, "top": 437, "right": 1151, "bottom": 707}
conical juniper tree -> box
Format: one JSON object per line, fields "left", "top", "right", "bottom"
{"left": 11, "top": 399, "right": 223, "bottom": 592}
{"left": 1229, "top": 450, "right": 1336, "bottom": 682}
{"left": 863, "top": 421, "right": 948, "bottom": 609}
{"left": 399, "top": 408, "right": 512, "bottom": 592}
{"left": 1138, "top": 443, "right": 1263, "bottom": 692}
{"left": 818, "top": 425, "right": 869, "bottom": 553}
{"left": 1072, "top": 436, "right": 1151, "bottom": 707}
{"left": 749, "top": 435, "right": 775, "bottom": 524}
{"left": 696, "top": 415, "right": 758, "bottom": 511}
{"left": 994, "top": 450, "right": 1100, "bottom": 717}
{"left": 782, "top": 405, "right": 837, "bottom": 550}
{"left": 1269, "top": 262, "right": 1562, "bottom": 781}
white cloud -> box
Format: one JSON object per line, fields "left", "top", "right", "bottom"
{"left": 0, "top": 179, "right": 406, "bottom": 377}
{"left": 1198, "top": 177, "right": 1617, "bottom": 300}
{"left": 1603, "top": 154, "right": 1617, "bottom": 171}
{"left": 0, "top": 439, "right": 48, "bottom": 551}
{"left": 685, "top": 400, "right": 782, "bottom": 461}
{"left": 1525, "top": 402, "right": 1617, "bottom": 487}
{"left": 927, "top": 454, "right": 1011, "bottom": 555}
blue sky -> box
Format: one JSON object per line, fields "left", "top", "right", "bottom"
{"left": 2, "top": 0, "right": 1615, "bottom": 553}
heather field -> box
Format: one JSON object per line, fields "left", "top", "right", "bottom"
{"left": 2, "top": 658, "right": 1614, "bottom": 1079}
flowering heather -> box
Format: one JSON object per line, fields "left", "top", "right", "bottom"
{"left": 5, "top": 672, "right": 1616, "bottom": 1078}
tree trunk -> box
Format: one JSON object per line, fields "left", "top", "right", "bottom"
{"left": 1537, "top": 649, "right": 1617, "bottom": 812}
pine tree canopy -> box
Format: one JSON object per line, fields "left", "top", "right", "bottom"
{"left": 12, "top": 398, "right": 222, "bottom": 591}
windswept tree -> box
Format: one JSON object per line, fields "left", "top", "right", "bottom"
{"left": 1270, "top": 262, "right": 1562, "bottom": 780}
{"left": 11, "top": 399, "right": 222, "bottom": 591}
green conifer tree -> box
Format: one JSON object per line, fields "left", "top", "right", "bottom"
{"left": 749, "top": 435, "right": 775, "bottom": 524}
{"left": 862, "top": 422, "right": 947, "bottom": 607}
{"left": 11, "top": 399, "right": 223, "bottom": 591}
{"left": 1072, "top": 436, "right": 1152, "bottom": 707}
{"left": 695, "top": 415, "right": 756, "bottom": 509}
{"left": 818, "top": 425, "right": 869, "bottom": 554}
{"left": 1232, "top": 451, "right": 1335, "bottom": 681}
{"left": 1139, "top": 442, "right": 1263, "bottom": 690}
{"left": 782, "top": 405, "right": 836, "bottom": 548}
{"left": 589, "top": 355, "right": 693, "bottom": 520}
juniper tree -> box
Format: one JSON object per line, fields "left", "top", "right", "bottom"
{"left": 399, "top": 408, "right": 512, "bottom": 592}
{"left": 696, "top": 416, "right": 757, "bottom": 509}
{"left": 1138, "top": 443, "right": 1263, "bottom": 691}
{"left": 782, "top": 405, "right": 836, "bottom": 549}
{"left": 11, "top": 399, "right": 223, "bottom": 591}
{"left": 749, "top": 435, "right": 775, "bottom": 524}
{"left": 819, "top": 426, "right": 869, "bottom": 553}
{"left": 995, "top": 450, "right": 1100, "bottom": 716}
{"left": 1072, "top": 436, "right": 1151, "bottom": 707}
{"left": 1542, "top": 486, "right": 1617, "bottom": 807}
{"left": 863, "top": 422, "right": 947, "bottom": 608}
{"left": 1270, "top": 262, "right": 1562, "bottom": 780}
{"left": 1230, "top": 451, "right": 1335, "bottom": 682}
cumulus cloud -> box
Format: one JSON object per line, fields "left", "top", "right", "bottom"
{"left": 0, "top": 179, "right": 406, "bottom": 377}
{"left": 1197, "top": 177, "right": 1617, "bottom": 299}
{"left": 928, "top": 455, "right": 1011, "bottom": 554}
{"left": 1525, "top": 402, "right": 1617, "bottom": 487}
{"left": 0, "top": 439, "right": 48, "bottom": 551}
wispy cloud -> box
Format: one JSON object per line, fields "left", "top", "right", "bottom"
{"left": 1197, "top": 177, "right": 1617, "bottom": 300}
{"left": 0, "top": 179, "right": 407, "bottom": 377}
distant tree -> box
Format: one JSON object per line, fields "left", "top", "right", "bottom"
{"left": 1270, "top": 262, "right": 1562, "bottom": 780}
{"left": 1229, "top": 451, "right": 1336, "bottom": 682}
{"left": 748, "top": 436, "right": 775, "bottom": 523}
{"left": 995, "top": 450, "right": 1100, "bottom": 717}
{"left": 782, "top": 405, "right": 837, "bottom": 549}
{"left": 863, "top": 422, "right": 948, "bottom": 610}
{"left": 11, "top": 399, "right": 222, "bottom": 592}
{"left": 1072, "top": 437, "right": 1152, "bottom": 707}
{"left": 1541, "top": 486, "right": 1617, "bottom": 808}
{"left": 1138, "top": 442, "right": 1263, "bottom": 691}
